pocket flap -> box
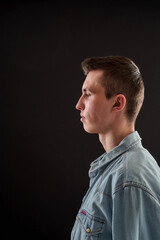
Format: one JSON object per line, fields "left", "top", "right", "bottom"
{"left": 77, "top": 209, "right": 105, "bottom": 235}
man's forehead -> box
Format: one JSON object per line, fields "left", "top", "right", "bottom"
{"left": 82, "top": 70, "right": 104, "bottom": 90}
{"left": 86, "top": 69, "right": 104, "bottom": 79}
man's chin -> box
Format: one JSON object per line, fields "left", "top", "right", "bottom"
{"left": 83, "top": 126, "right": 98, "bottom": 134}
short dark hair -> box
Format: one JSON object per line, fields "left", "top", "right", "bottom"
{"left": 81, "top": 56, "right": 144, "bottom": 121}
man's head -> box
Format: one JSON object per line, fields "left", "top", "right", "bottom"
{"left": 81, "top": 56, "right": 144, "bottom": 122}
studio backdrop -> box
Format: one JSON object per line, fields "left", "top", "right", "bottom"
{"left": 1, "top": 2, "right": 160, "bottom": 239}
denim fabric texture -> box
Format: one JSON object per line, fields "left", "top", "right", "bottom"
{"left": 71, "top": 131, "right": 160, "bottom": 240}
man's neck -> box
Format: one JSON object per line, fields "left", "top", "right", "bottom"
{"left": 98, "top": 125, "right": 135, "bottom": 153}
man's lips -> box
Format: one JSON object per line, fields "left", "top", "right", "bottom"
{"left": 80, "top": 115, "right": 85, "bottom": 122}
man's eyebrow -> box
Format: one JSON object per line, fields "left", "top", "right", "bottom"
{"left": 82, "top": 87, "right": 94, "bottom": 93}
{"left": 82, "top": 87, "right": 89, "bottom": 92}
{"left": 82, "top": 87, "right": 96, "bottom": 94}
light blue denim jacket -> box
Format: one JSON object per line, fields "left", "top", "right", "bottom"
{"left": 71, "top": 131, "right": 160, "bottom": 240}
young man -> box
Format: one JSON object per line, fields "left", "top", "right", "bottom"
{"left": 71, "top": 56, "right": 160, "bottom": 240}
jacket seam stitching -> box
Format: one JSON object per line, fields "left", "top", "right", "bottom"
{"left": 113, "top": 181, "right": 159, "bottom": 202}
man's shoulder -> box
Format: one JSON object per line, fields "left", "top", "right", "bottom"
{"left": 125, "top": 146, "right": 159, "bottom": 179}
{"left": 101, "top": 145, "right": 160, "bottom": 198}
{"left": 115, "top": 146, "right": 160, "bottom": 197}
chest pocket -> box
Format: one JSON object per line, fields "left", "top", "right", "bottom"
{"left": 77, "top": 209, "right": 105, "bottom": 239}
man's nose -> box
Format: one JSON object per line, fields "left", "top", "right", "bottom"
{"left": 76, "top": 96, "right": 85, "bottom": 111}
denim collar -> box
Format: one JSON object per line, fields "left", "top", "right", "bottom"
{"left": 89, "top": 131, "right": 142, "bottom": 178}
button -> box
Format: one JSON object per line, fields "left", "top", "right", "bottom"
{"left": 86, "top": 228, "right": 91, "bottom": 233}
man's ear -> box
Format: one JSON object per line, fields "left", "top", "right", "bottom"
{"left": 112, "top": 94, "right": 126, "bottom": 111}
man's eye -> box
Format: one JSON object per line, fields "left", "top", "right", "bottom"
{"left": 85, "top": 93, "right": 91, "bottom": 97}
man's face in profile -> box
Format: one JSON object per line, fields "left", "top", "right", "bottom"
{"left": 76, "top": 70, "right": 115, "bottom": 135}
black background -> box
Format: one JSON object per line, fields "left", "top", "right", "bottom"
{"left": 1, "top": 2, "right": 160, "bottom": 239}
